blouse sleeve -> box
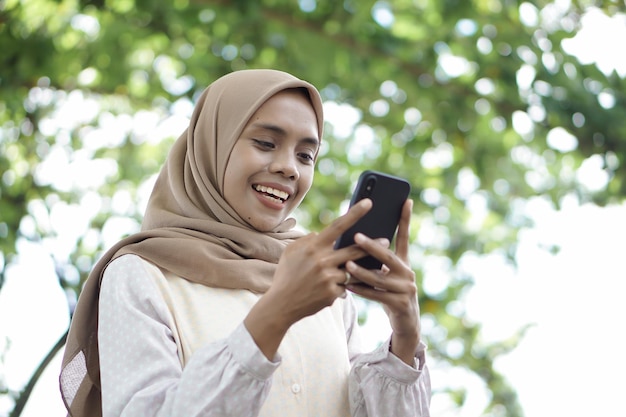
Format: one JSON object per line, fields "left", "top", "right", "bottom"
{"left": 98, "top": 255, "right": 280, "bottom": 417}
{"left": 343, "top": 294, "right": 432, "bottom": 417}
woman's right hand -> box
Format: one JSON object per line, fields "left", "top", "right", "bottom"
{"left": 244, "top": 198, "right": 377, "bottom": 359}
{"left": 270, "top": 198, "right": 378, "bottom": 322}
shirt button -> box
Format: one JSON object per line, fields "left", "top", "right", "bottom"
{"left": 291, "top": 383, "right": 301, "bottom": 394}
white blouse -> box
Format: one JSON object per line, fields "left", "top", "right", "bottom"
{"left": 98, "top": 254, "right": 431, "bottom": 417}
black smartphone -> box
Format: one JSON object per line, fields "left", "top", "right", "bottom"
{"left": 334, "top": 170, "right": 411, "bottom": 270}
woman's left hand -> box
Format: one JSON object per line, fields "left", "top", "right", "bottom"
{"left": 345, "top": 199, "right": 421, "bottom": 365}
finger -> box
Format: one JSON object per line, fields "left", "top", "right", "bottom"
{"left": 353, "top": 232, "right": 404, "bottom": 272}
{"left": 346, "top": 260, "right": 417, "bottom": 301}
{"left": 331, "top": 242, "right": 366, "bottom": 263}
{"left": 347, "top": 284, "right": 417, "bottom": 321}
{"left": 317, "top": 198, "right": 373, "bottom": 244}
{"left": 346, "top": 278, "right": 407, "bottom": 306}
{"left": 395, "top": 199, "right": 413, "bottom": 263}
{"left": 345, "top": 260, "right": 400, "bottom": 292}
{"left": 336, "top": 237, "right": 388, "bottom": 256}
{"left": 347, "top": 282, "right": 392, "bottom": 301}
{"left": 375, "top": 237, "right": 391, "bottom": 249}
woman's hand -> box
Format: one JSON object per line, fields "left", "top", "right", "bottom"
{"left": 345, "top": 199, "right": 421, "bottom": 365}
{"left": 245, "top": 198, "right": 381, "bottom": 359}
{"left": 269, "top": 199, "right": 375, "bottom": 320}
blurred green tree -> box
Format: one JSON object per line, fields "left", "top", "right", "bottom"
{"left": 1, "top": 0, "right": 625, "bottom": 415}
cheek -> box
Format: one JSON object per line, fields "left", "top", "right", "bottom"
{"left": 223, "top": 148, "right": 248, "bottom": 187}
{"left": 299, "top": 168, "right": 315, "bottom": 195}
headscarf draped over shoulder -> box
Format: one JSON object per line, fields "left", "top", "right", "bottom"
{"left": 60, "top": 69, "right": 324, "bottom": 417}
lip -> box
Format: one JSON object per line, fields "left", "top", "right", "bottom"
{"left": 253, "top": 182, "right": 295, "bottom": 197}
{"left": 251, "top": 181, "right": 295, "bottom": 210}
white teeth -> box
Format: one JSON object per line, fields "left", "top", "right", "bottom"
{"left": 254, "top": 185, "right": 289, "bottom": 201}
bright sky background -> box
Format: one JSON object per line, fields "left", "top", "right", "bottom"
{"left": 1, "top": 5, "right": 626, "bottom": 417}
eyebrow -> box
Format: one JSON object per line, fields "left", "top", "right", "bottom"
{"left": 251, "top": 122, "right": 320, "bottom": 148}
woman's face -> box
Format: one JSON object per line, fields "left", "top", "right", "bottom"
{"left": 224, "top": 89, "right": 320, "bottom": 232}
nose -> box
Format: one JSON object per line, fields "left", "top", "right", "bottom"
{"left": 269, "top": 150, "right": 299, "bottom": 180}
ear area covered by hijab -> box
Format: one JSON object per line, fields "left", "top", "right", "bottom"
{"left": 59, "top": 69, "right": 324, "bottom": 417}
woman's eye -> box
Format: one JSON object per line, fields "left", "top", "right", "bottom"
{"left": 253, "top": 139, "right": 275, "bottom": 149}
{"left": 298, "top": 152, "right": 315, "bottom": 163}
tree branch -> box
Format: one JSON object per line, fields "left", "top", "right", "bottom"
{"left": 9, "top": 329, "right": 68, "bottom": 417}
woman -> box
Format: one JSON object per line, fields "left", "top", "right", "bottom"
{"left": 60, "top": 69, "right": 431, "bottom": 417}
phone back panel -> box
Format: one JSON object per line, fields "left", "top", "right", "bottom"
{"left": 334, "top": 171, "right": 411, "bottom": 270}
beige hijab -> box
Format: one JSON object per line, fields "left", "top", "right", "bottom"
{"left": 59, "top": 69, "right": 324, "bottom": 417}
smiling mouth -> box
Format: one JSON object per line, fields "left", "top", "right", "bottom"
{"left": 253, "top": 184, "right": 290, "bottom": 203}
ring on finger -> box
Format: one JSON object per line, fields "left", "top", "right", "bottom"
{"left": 343, "top": 271, "right": 351, "bottom": 286}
